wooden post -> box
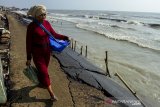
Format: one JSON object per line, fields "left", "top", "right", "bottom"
{"left": 71, "top": 39, "right": 74, "bottom": 49}
{"left": 114, "top": 73, "right": 146, "bottom": 107}
{"left": 68, "top": 38, "right": 71, "bottom": 48}
{"left": 71, "top": 39, "right": 72, "bottom": 49}
{"left": 105, "top": 51, "right": 111, "bottom": 77}
{"left": 85, "top": 45, "right": 87, "bottom": 57}
{"left": 115, "top": 73, "right": 136, "bottom": 94}
{"left": 80, "top": 46, "right": 83, "bottom": 55}
{"left": 74, "top": 41, "right": 76, "bottom": 51}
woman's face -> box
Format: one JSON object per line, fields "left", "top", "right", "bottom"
{"left": 36, "top": 13, "right": 46, "bottom": 22}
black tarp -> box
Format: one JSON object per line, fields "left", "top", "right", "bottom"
{"left": 53, "top": 47, "right": 148, "bottom": 107}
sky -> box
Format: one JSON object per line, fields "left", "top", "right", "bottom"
{"left": 0, "top": 0, "right": 160, "bottom": 13}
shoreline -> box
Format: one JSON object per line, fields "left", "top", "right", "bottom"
{"left": 49, "top": 16, "right": 160, "bottom": 106}
{"left": 0, "top": 11, "right": 119, "bottom": 107}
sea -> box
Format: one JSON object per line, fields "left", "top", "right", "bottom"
{"left": 46, "top": 10, "right": 160, "bottom": 106}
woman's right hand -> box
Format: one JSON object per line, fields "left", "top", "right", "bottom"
{"left": 26, "top": 60, "right": 31, "bottom": 66}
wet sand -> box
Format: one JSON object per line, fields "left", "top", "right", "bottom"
{"left": 6, "top": 13, "right": 118, "bottom": 107}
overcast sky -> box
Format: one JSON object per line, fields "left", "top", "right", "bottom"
{"left": 0, "top": 0, "right": 160, "bottom": 13}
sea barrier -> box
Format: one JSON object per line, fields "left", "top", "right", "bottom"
{"left": 67, "top": 38, "right": 147, "bottom": 107}
{"left": 0, "top": 56, "right": 7, "bottom": 104}
{"left": 0, "top": 13, "right": 11, "bottom": 104}
{"left": 53, "top": 47, "right": 145, "bottom": 107}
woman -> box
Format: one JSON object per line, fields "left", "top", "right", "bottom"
{"left": 26, "top": 5, "right": 68, "bottom": 101}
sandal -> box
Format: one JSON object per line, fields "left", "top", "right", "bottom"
{"left": 51, "top": 95, "right": 58, "bottom": 101}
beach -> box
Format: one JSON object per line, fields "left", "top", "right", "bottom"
{"left": 0, "top": 12, "right": 119, "bottom": 107}
{"left": 0, "top": 1, "right": 159, "bottom": 107}
{"left": 47, "top": 10, "right": 160, "bottom": 106}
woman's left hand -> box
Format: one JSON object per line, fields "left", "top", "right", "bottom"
{"left": 63, "top": 35, "right": 69, "bottom": 41}
{"left": 26, "top": 60, "right": 31, "bottom": 66}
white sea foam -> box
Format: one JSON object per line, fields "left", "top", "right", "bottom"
{"left": 126, "top": 20, "right": 143, "bottom": 25}
{"left": 76, "top": 23, "right": 160, "bottom": 51}
{"left": 48, "top": 14, "right": 160, "bottom": 51}
{"left": 49, "top": 13, "right": 69, "bottom": 17}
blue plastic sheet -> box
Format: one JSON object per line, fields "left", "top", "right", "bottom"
{"left": 49, "top": 37, "right": 70, "bottom": 52}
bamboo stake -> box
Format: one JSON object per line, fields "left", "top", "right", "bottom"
{"left": 74, "top": 41, "right": 76, "bottom": 51}
{"left": 85, "top": 45, "right": 87, "bottom": 57}
{"left": 105, "top": 51, "right": 111, "bottom": 77}
{"left": 71, "top": 39, "right": 74, "bottom": 49}
{"left": 68, "top": 38, "right": 71, "bottom": 48}
{"left": 80, "top": 46, "right": 83, "bottom": 55}
{"left": 115, "top": 72, "right": 146, "bottom": 107}
{"left": 115, "top": 73, "right": 136, "bottom": 94}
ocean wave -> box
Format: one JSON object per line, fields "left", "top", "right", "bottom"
{"left": 98, "top": 22, "right": 136, "bottom": 31}
{"left": 110, "top": 25, "right": 122, "bottom": 28}
{"left": 125, "top": 21, "right": 160, "bottom": 29}
{"left": 97, "top": 22, "right": 123, "bottom": 29}
{"left": 70, "top": 14, "right": 128, "bottom": 23}
{"left": 76, "top": 24, "right": 160, "bottom": 51}
{"left": 98, "top": 17, "right": 127, "bottom": 22}
{"left": 68, "top": 14, "right": 86, "bottom": 18}
{"left": 98, "top": 17, "right": 144, "bottom": 26}
{"left": 48, "top": 15, "right": 159, "bottom": 51}
{"left": 148, "top": 23, "right": 160, "bottom": 29}
{"left": 126, "top": 20, "right": 143, "bottom": 25}
{"left": 98, "top": 22, "right": 123, "bottom": 29}
{"left": 48, "top": 13, "right": 160, "bottom": 31}
{"left": 49, "top": 13, "right": 143, "bottom": 27}
{"left": 49, "top": 13, "right": 69, "bottom": 17}
{"left": 154, "top": 38, "right": 160, "bottom": 42}
{"left": 127, "top": 28, "right": 136, "bottom": 31}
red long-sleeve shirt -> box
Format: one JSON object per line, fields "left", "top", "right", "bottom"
{"left": 26, "top": 20, "right": 66, "bottom": 60}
